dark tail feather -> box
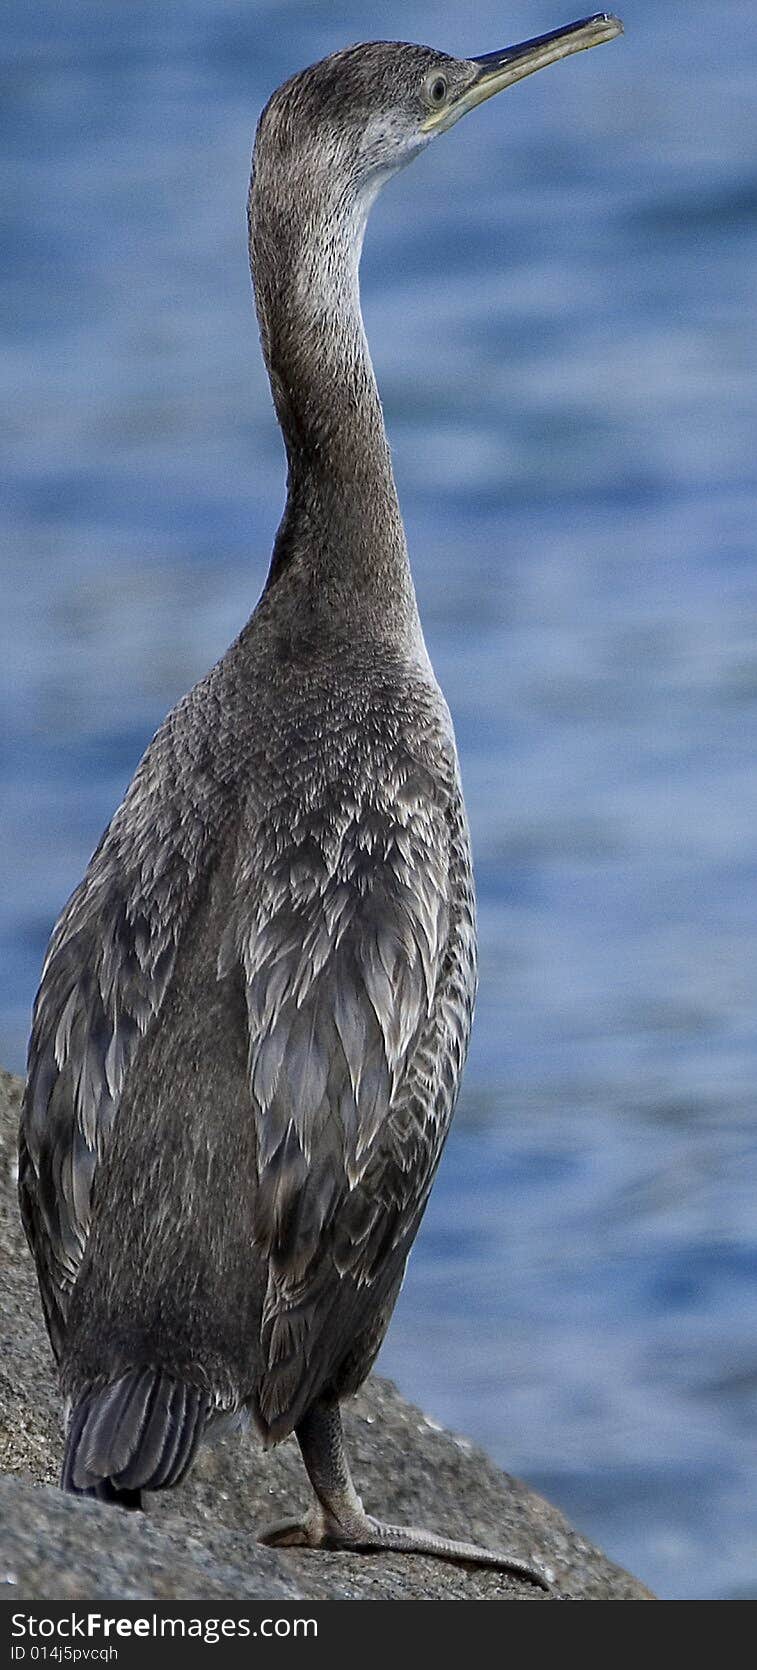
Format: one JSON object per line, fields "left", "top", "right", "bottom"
{"left": 62, "top": 1369, "right": 211, "bottom": 1506}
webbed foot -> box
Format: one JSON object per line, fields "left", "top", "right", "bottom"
{"left": 258, "top": 1398, "right": 554, "bottom": 1592}
{"left": 258, "top": 1503, "right": 552, "bottom": 1588}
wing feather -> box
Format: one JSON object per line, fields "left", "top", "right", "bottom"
{"left": 227, "top": 752, "right": 467, "bottom": 1434}
{"left": 18, "top": 698, "right": 224, "bottom": 1360}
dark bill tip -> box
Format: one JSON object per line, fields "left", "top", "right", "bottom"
{"left": 472, "top": 13, "right": 624, "bottom": 77}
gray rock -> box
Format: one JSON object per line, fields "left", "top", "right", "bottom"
{"left": 0, "top": 1067, "right": 652, "bottom": 1599}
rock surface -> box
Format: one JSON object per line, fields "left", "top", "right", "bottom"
{"left": 0, "top": 1067, "right": 652, "bottom": 1599}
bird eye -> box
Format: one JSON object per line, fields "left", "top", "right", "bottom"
{"left": 426, "top": 73, "right": 448, "bottom": 107}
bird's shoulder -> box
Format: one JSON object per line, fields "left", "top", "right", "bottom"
{"left": 223, "top": 639, "right": 468, "bottom": 990}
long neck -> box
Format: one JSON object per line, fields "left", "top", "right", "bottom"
{"left": 248, "top": 155, "right": 421, "bottom": 649}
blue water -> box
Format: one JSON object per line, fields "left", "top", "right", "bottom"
{"left": 2, "top": 1, "right": 756, "bottom": 1600}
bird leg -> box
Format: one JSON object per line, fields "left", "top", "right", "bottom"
{"left": 258, "top": 1399, "right": 553, "bottom": 1590}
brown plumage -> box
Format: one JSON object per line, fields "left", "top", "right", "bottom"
{"left": 19, "top": 19, "right": 621, "bottom": 1580}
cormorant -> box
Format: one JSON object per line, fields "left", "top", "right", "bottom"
{"left": 19, "top": 14, "right": 622, "bottom": 1584}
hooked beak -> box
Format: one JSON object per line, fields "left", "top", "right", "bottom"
{"left": 422, "top": 12, "right": 623, "bottom": 134}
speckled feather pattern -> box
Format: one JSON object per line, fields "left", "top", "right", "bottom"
{"left": 19, "top": 639, "right": 476, "bottom": 1440}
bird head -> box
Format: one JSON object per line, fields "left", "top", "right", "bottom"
{"left": 254, "top": 15, "right": 623, "bottom": 208}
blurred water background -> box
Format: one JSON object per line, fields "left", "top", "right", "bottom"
{"left": 2, "top": 0, "right": 756, "bottom": 1599}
